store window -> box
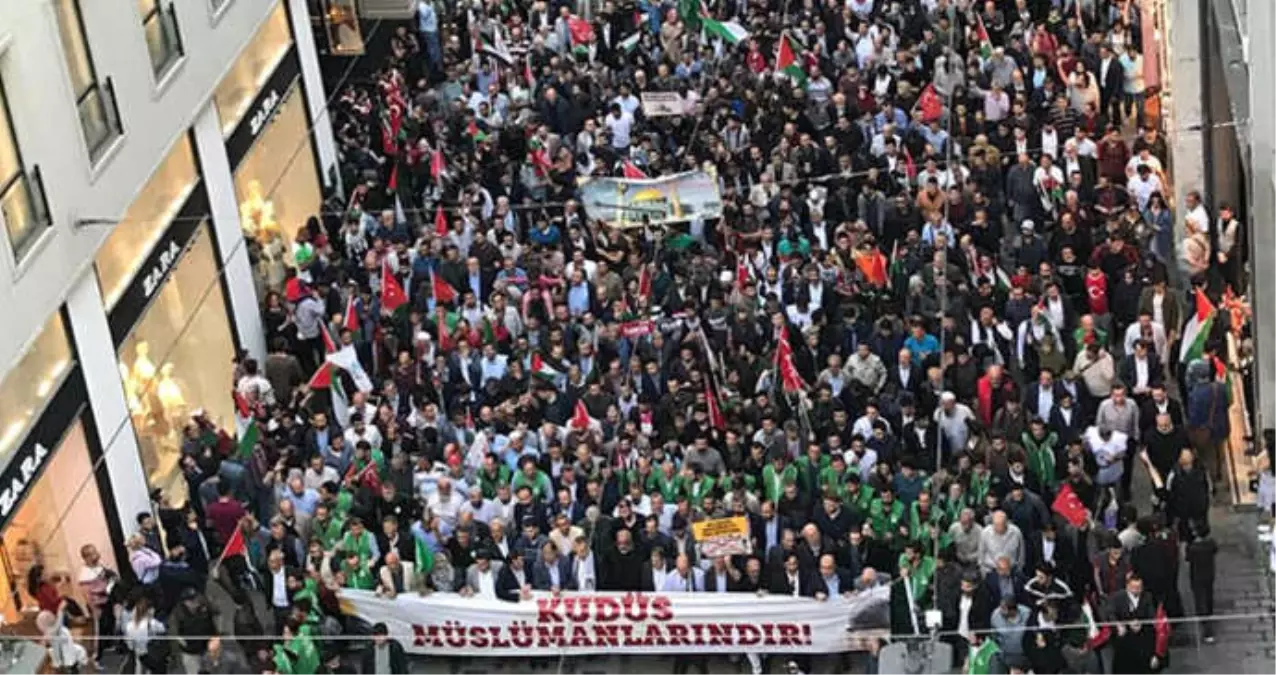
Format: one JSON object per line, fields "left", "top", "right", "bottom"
{"left": 0, "top": 421, "right": 115, "bottom": 626}
{"left": 118, "top": 223, "right": 234, "bottom": 506}
{"left": 138, "top": 0, "right": 185, "bottom": 78}
{"left": 96, "top": 135, "right": 198, "bottom": 308}
{"left": 0, "top": 313, "right": 72, "bottom": 460}
{"left": 234, "top": 85, "right": 322, "bottom": 292}
{"left": 213, "top": 1, "right": 292, "bottom": 137}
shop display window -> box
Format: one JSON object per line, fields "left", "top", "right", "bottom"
{"left": 213, "top": 1, "right": 292, "bottom": 137}
{"left": 0, "top": 312, "right": 71, "bottom": 461}
{"left": 117, "top": 223, "right": 235, "bottom": 506}
{"left": 96, "top": 135, "right": 198, "bottom": 308}
{"left": 234, "top": 85, "right": 323, "bottom": 292}
{"left": 0, "top": 421, "right": 116, "bottom": 627}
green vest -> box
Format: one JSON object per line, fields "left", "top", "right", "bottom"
{"left": 869, "top": 498, "right": 905, "bottom": 539}
{"left": 1021, "top": 431, "right": 1060, "bottom": 489}
{"left": 478, "top": 465, "right": 512, "bottom": 499}
{"left": 762, "top": 464, "right": 797, "bottom": 503}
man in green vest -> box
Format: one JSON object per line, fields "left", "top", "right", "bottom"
{"left": 869, "top": 486, "right": 906, "bottom": 546}
{"left": 477, "top": 452, "right": 512, "bottom": 498}
{"left": 510, "top": 454, "right": 553, "bottom": 501}
{"left": 311, "top": 503, "right": 345, "bottom": 551}
{"left": 762, "top": 451, "right": 797, "bottom": 503}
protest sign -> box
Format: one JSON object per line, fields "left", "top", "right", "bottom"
{"left": 340, "top": 588, "right": 889, "bottom": 656}
{"left": 640, "top": 91, "right": 684, "bottom": 116}
{"left": 691, "top": 516, "right": 751, "bottom": 557}
{"left": 580, "top": 171, "right": 722, "bottom": 227}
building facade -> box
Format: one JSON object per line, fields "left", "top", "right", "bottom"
{"left": 0, "top": 0, "right": 332, "bottom": 624}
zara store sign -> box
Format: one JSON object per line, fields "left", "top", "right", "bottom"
{"left": 0, "top": 443, "right": 49, "bottom": 520}
{"left": 226, "top": 45, "right": 301, "bottom": 169}
{"left": 0, "top": 368, "right": 86, "bottom": 530}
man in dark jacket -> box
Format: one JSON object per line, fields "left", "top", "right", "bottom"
{"left": 600, "top": 529, "right": 644, "bottom": 591}
{"left": 170, "top": 589, "right": 218, "bottom": 675}
{"left": 359, "top": 622, "right": 408, "bottom": 674}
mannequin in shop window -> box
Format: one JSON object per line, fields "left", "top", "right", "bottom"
{"left": 241, "top": 179, "right": 288, "bottom": 292}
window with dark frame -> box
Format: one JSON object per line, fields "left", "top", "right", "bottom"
{"left": 53, "top": 0, "right": 123, "bottom": 162}
{"left": 0, "top": 79, "right": 51, "bottom": 263}
{"left": 139, "top": 0, "right": 185, "bottom": 78}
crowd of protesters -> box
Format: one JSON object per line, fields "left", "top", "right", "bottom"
{"left": 25, "top": 0, "right": 1258, "bottom": 673}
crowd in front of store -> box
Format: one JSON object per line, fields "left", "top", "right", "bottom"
{"left": 24, "top": 0, "right": 1256, "bottom": 673}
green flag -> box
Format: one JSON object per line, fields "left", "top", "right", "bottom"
{"left": 416, "top": 534, "right": 435, "bottom": 576}
{"left": 967, "top": 639, "right": 1000, "bottom": 674}
{"left": 677, "top": 0, "right": 703, "bottom": 32}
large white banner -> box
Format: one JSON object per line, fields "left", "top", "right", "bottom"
{"left": 340, "top": 588, "right": 889, "bottom": 656}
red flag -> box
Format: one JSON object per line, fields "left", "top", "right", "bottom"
{"left": 529, "top": 146, "right": 552, "bottom": 176}
{"left": 233, "top": 391, "right": 252, "bottom": 419}
{"left": 432, "top": 270, "right": 458, "bottom": 305}
{"left": 1051, "top": 483, "right": 1089, "bottom": 528}
{"left": 343, "top": 294, "right": 359, "bottom": 333}
{"left": 524, "top": 56, "right": 535, "bottom": 87}
{"left": 567, "top": 16, "right": 595, "bottom": 45}
{"left": 381, "top": 259, "right": 408, "bottom": 314}
{"left": 778, "top": 353, "right": 806, "bottom": 393}
{"left": 306, "top": 362, "right": 333, "bottom": 390}
{"left": 430, "top": 149, "right": 446, "bottom": 182}
{"left": 637, "top": 264, "right": 652, "bottom": 302}
{"left": 705, "top": 381, "right": 726, "bottom": 431}
{"left": 570, "top": 400, "right": 592, "bottom": 429}
{"left": 356, "top": 461, "right": 382, "bottom": 492}
{"left": 1154, "top": 604, "right": 1171, "bottom": 657}
{"left": 622, "top": 160, "right": 648, "bottom": 179}
{"left": 320, "top": 323, "right": 338, "bottom": 354}
{"left": 434, "top": 205, "right": 449, "bottom": 237}
{"left": 735, "top": 260, "right": 750, "bottom": 290}
{"left": 902, "top": 146, "right": 917, "bottom": 181}
{"left": 387, "top": 162, "right": 400, "bottom": 191}
{"left": 220, "top": 525, "right": 247, "bottom": 561}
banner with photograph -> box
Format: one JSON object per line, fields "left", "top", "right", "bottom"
{"left": 691, "top": 517, "right": 752, "bottom": 557}
{"left": 340, "top": 587, "right": 889, "bottom": 656}
{"left": 580, "top": 171, "right": 723, "bottom": 227}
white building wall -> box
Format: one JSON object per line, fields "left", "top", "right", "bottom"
{"left": 64, "top": 269, "right": 150, "bottom": 536}
{"left": 191, "top": 101, "right": 266, "bottom": 363}
{"left": 0, "top": 0, "right": 283, "bottom": 377}
{"left": 289, "top": 0, "right": 339, "bottom": 192}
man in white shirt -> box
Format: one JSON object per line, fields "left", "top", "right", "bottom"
{"left": 662, "top": 554, "right": 705, "bottom": 592}
{"left": 427, "top": 477, "right": 466, "bottom": 528}
{"left": 571, "top": 538, "right": 597, "bottom": 591}
{"left": 604, "top": 103, "right": 634, "bottom": 150}
{"left": 464, "top": 550, "right": 501, "bottom": 599}
{"left": 266, "top": 550, "right": 291, "bottom": 630}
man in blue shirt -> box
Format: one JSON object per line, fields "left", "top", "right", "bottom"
{"left": 416, "top": 1, "right": 441, "bottom": 72}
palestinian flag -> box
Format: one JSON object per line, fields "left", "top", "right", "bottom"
{"left": 436, "top": 310, "right": 455, "bottom": 351}
{"left": 887, "top": 240, "right": 905, "bottom": 290}
{"left": 320, "top": 322, "right": 338, "bottom": 354}
{"left": 677, "top": 0, "right": 704, "bottom": 32}
{"left": 702, "top": 17, "right": 749, "bottom": 45}
{"left": 1178, "top": 288, "right": 1216, "bottom": 365}
{"left": 975, "top": 15, "right": 993, "bottom": 59}
{"left": 531, "top": 352, "right": 563, "bottom": 382}
{"left": 622, "top": 160, "right": 648, "bottom": 179}
{"left": 967, "top": 639, "right": 999, "bottom": 674}
{"left": 528, "top": 138, "right": 552, "bottom": 176}
{"left": 233, "top": 392, "right": 259, "bottom": 460}
{"left": 479, "top": 31, "right": 514, "bottom": 66}
{"left": 617, "top": 31, "right": 641, "bottom": 53}
{"left": 480, "top": 316, "right": 498, "bottom": 345}
{"left": 775, "top": 33, "right": 807, "bottom": 87}
{"left": 380, "top": 258, "right": 408, "bottom": 314}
